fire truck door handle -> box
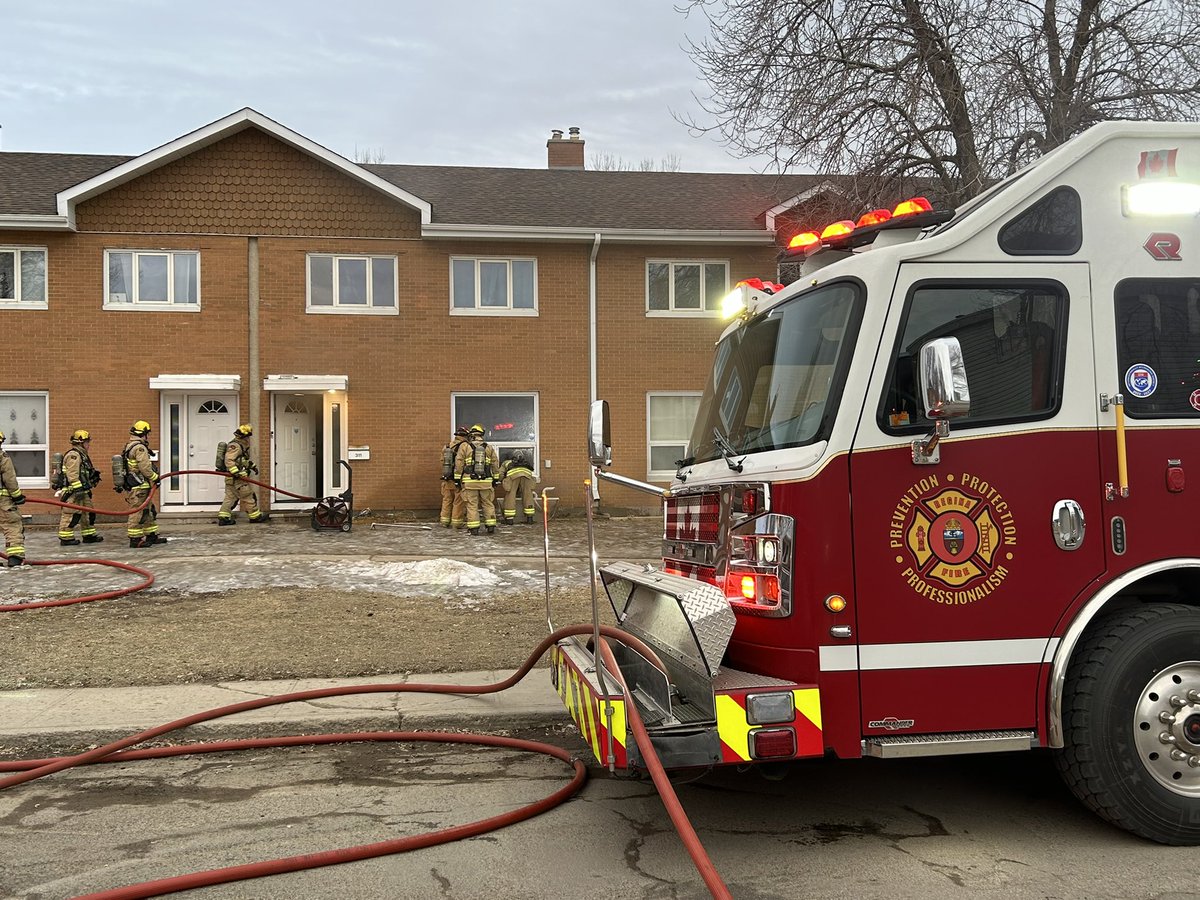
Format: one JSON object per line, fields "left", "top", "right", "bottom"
{"left": 1052, "top": 499, "right": 1085, "bottom": 551}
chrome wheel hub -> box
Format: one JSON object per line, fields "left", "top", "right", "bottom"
{"left": 1134, "top": 661, "right": 1200, "bottom": 796}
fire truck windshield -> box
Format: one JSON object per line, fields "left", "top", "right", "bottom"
{"left": 688, "top": 281, "right": 861, "bottom": 465}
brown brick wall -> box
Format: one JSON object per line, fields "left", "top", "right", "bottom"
{"left": 0, "top": 133, "right": 781, "bottom": 515}
{"left": 593, "top": 243, "right": 778, "bottom": 510}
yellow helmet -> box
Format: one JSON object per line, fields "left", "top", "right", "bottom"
{"left": 130, "top": 420, "right": 152, "bottom": 436}
{"left": 71, "top": 429, "right": 91, "bottom": 444}
{"left": 0, "top": 430, "right": 4, "bottom": 444}
{"left": 469, "top": 424, "right": 485, "bottom": 436}
{"left": 235, "top": 424, "right": 253, "bottom": 437}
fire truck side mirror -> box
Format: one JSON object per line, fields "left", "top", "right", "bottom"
{"left": 919, "top": 337, "right": 971, "bottom": 420}
{"left": 588, "top": 400, "right": 612, "bottom": 468}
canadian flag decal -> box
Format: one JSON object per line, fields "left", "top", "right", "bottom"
{"left": 1137, "top": 149, "right": 1179, "bottom": 179}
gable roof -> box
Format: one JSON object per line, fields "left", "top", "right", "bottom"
{"left": 0, "top": 108, "right": 824, "bottom": 241}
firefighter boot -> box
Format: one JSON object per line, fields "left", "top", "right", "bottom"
{"left": 7, "top": 555, "right": 24, "bottom": 567}
{"left": 129, "top": 537, "right": 146, "bottom": 548}
{"left": 218, "top": 518, "right": 235, "bottom": 526}
{"left": 250, "top": 515, "right": 271, "bottom": 524}
{"left": 60, "top": 538, "right": 81, "bottom": 546}
{"left": 83, "top": 534, "right": 104, "bottom": 543}
{"left": 486, "top": 525, "right": 495, "bottom": 534}
{"left": 148, "top": 534, "right": 168, "bottom": 545}
{"left": 468, "top": 528, "right": 479, "bottom": 536}
{"left": 525, "top": 515, "right": 534, "bottom": 524}
{"left": 503, "top": 517, "right": 514, "bottom": 526}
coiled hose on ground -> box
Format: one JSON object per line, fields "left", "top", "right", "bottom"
{"left": 0, "top": 624, "right": 731, "bottom": 899}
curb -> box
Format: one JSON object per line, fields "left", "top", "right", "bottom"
{"left": 0, "top": 671, "right": 570, "bottom": 759}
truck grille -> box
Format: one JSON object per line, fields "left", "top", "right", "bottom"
{"left": 665, "top": 492, "right": 720, "bottom": 543}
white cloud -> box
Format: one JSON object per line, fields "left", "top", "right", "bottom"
{"left": 0, "top": 0, "right": 775, "bottom": 173}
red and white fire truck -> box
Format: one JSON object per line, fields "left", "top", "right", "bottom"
{"left": 552, "top": 120, "right": 1200, "bottom": 845}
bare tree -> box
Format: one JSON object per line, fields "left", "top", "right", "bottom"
{"left": 353, "top": 144, "right": 388, "bottom": 165}
{"left": 680, "top": 0, "right": 1200, "bottom": 206}
{"left": 591, "top": 151, "right": 683, "bottom": 171}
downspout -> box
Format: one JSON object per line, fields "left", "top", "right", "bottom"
{"left": 589, "top": 232, "right": 601, "bottom": 502}
{"left": 248, "top": 238, "right": 261, "bottom": 498}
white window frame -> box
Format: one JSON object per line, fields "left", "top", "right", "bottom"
{"left": 647, "top": 391, "right": 702, "bottom": 480}
{"left": 0, "top": 246, "right": 48, "bottom": 310}
{"left": 645, "top": 259, "right": 728, "bottom": 317}
{"left": 450, "top": 256, "right": 538, "bottom": 316}
{"left": 306, "top": 253, "right": 399, "bottom": 315}
{"left": 103, "top": 249, "right": 201, "bottom": 311}
{"left": 451, "top": 392, "right": 540, "bottom": 474}
{"left": 1, "top": 391, "right": 50, "bottom": 488}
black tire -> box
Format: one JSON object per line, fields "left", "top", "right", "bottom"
{"left": 1055, "top": 603, "right": 1200, "bottom": 845}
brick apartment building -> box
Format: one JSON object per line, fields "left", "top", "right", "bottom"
{"left": 0, "top": 108, "right": 832, "bottom": 516}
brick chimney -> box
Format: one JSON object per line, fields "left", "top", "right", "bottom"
{"left": 547, "top": 126, "right": 585, "bottom": 169}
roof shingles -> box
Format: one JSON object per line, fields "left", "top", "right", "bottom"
{"left": 0, "top": 145, "right": 819, "bottom": 231}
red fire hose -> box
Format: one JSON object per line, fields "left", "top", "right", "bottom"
{"left": 1, "top": 470, "right": 316, "bottom": 612}
{"left": 0, "top": 625, "right": 730, "bottom": 899}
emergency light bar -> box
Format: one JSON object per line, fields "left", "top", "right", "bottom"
{"left": 1123, "top": 181, "right": 1200, "bottom": 216}
{"left": 785, "top": 196, "right": 951, "bottom": 258}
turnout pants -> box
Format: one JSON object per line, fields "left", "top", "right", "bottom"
{"left": 58, "top": 491, "right": 97, "bottom": 540}
{"left": 439, "top": 480, "right": 465, "bottom": 527}
{"left": 219, "top": 477, "right": 264, "bottom": 521}
{"left": 461, "top": 483, "right": 496, "bottom": 531}
{"left": 125, "top": 486, "right": 159, "bottom": 540}
{"left": 0, "top": 496, "right": 24, "bottom": 559}
{"left": 502, "top": 474, "right": 537, "bottom": 522}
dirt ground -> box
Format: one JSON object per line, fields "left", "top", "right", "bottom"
{"left": 1, "top": 513, "right": 656, "bottom": 691}
{"left": 0, "top": 584, "right": 614, "bottom": 690}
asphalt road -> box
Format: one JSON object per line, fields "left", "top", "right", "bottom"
{"left": 2, "top": 728, "right": 1194, "bottom": 900}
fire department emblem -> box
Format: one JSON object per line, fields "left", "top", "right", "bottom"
{"left": 890, "top": 475, "right": 1017, "bottom": 605}
{"left": 1125, "top": 363, "right": 1158, "bottom": 399}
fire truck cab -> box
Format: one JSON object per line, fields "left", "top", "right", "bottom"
{"left": 552, "top": 120, "right": 1200, "bottom": 845}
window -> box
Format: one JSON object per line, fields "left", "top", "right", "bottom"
{"left": 999, "top": 187, "right": 1082, "bottom": 256}
{"left": 647, "top": 260, "right": 728, "bottom": 314}
{"left": 881, "top": 281, "right": 1067, "bottom": 433}
{"left": 452, "top": 393, "right": 538, "bottom": 468}
{"left": 451, "top": 257, "right": 537, "bottom": 314}
{"left": 105, "top": 250, "right": 199, "bottom": 309}
{"left": 691, "top": 282, "right": 862, "bottom": 461}
{"left": 0, "top": 247, "right": 47, "bottom": 308}
{"left": 1116, "top": 278, "right": 1200, "bottom": 418}
{"left": 1, "top": 392, "right": 49, "bottom": 486}
{"left": 648, "top": 393, "right": 701, "bottom": 479}
{"left": 307, "top": 254, "right": 398, "bottom": 314}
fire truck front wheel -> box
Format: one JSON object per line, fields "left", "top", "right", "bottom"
{"left": 1056, "top": 603, "right": 1200, "bottom": 845}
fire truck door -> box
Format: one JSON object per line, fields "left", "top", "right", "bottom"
{"left": 848, "top": 263, "right": 1106, "bottom": 737}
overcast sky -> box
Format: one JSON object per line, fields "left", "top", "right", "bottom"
{"left": 0, "top": 0, "right": 777, "bottom": 174}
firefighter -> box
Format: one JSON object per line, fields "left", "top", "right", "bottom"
{"left": 453, "top": 424, "right": 499, "bottom": 535}
{"left": 218, "top": 424, "right": 269, "bottom": 525}
{"left": 119, "top": 420, "right": 166, "bottom": 548}
{"left": 0, "top": 430, "right": 27, "bottom": 567}
{"left": 500, "top": 449, "right": 538, "bottom": 525}
{"left": 57, "top": 429, "right": 103, "bottom": 545}
{"left": 439, "top": 426, "right": 470, "bottom": 528}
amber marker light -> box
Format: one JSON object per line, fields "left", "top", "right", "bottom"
{"left": 825, "top": 594, "right": 848, "bottom": 613}
{"left": 787, "top": 231, "right": 821, "bottom": 253}
{"left": 892, "top": 196, "right": 933, "bottom": 217}
{"left": 857, "top": 208, "right": 893, "bottom": 227}
{"left": 819, "top": 219, "right": 856, "bottom": 240}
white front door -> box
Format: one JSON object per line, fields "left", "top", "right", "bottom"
{"left": 188, "top": 398, "right": 236, "bottom": 504}
{"left": 275, "top": 395, "right": 317, "bottom": 501}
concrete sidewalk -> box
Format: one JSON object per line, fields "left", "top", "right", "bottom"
{"left": 0, "top": 669, "right": 568, "bottom": 753}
